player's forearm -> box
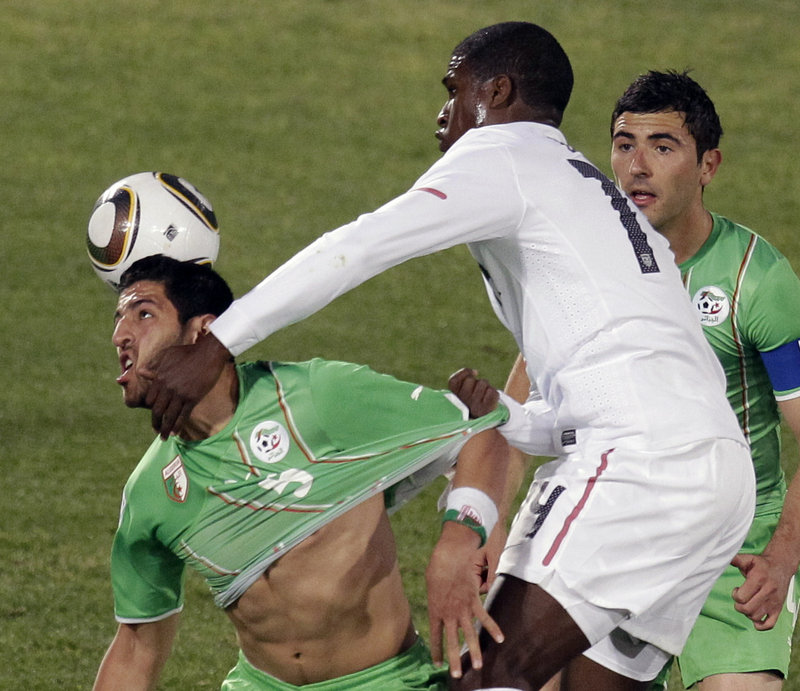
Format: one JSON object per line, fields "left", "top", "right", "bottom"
{"left": 450, "top": 429, "right": 510, "bottom": 533}
{"left": 765, "top": 398, "right": 800, "bottom": 574}
{"left": 762, "top": 470, "right": 800, "bottom": 575}
{"left": 210, "top": 164, "right": 518, "bottom": 356}
{"left": 497, "top": 446, "right": 528, "bottom": 524}
{"left": 209, "top": 227, "right": 376, "bottom": 356}
{"left": 496, "top": 391, "right": 561, "bottom": 456}
{"left": 210, "top": 213, "right": 460, "bottom": 356}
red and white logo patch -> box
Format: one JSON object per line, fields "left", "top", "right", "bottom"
{"left": 162, "top": 455, "right": 189, "bottom": 503}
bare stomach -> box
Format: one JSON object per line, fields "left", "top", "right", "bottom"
{"left": 225, "top": 495, "right": 417, "bottom": 685}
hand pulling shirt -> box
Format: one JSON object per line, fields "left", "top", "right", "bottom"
{"left": 111, "top": 360, "right": 507, "bottom": 622}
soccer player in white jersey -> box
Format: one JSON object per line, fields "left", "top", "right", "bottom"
{"left": 609, "top": 70, "right": 800, "bottom": 690}
{"left": 140, "top": 23, "right": 756, "bottom": 688}
{"left": 93, "top": 256, "right": 511, "bottom": 691}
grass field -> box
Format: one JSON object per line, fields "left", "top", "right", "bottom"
{"left": 3, "top": 0, "right": 800, "bottom": 688}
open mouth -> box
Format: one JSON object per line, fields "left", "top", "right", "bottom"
{"left": 628, "top": 190, "right": 655, "bottom": 205}
{"left": 117, "top": 355, "right": 134, "bottom": 385}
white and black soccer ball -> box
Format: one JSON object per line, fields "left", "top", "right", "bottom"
{"left": 86, "top": 171, "right": 220, "bottom": 290}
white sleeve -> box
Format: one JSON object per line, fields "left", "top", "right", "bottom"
{"left": 496, "top": 391, "right": 560, "bottom": 456}
{"left": 210, "top": 140, "right": 523, "bottom": 355}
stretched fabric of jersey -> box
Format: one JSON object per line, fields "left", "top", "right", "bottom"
{"left": 111, "top": 359, "right": 507, "bottom": 621}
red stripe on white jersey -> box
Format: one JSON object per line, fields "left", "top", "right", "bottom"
{"left": 413, "top": 186, "right": 447, "bottom": 200}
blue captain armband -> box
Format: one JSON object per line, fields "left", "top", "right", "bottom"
{"left": 761, "top": 339, "right": 800, "bottom": 399}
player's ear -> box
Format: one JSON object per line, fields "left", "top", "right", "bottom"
{"left": 487, "top": 74, "right": 514, "bottom": 109}
{"left": 699, "top": 148, "right": 722, "bottom": 187}
{"left": 184, "top": 314, "right": 216, "bottom": 344}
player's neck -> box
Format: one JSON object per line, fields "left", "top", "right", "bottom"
{"left": 178, "top": 364, "right": 239, "bottom": 441}
{"left": 660, "top": 206, "right": 713, "bottom": 265}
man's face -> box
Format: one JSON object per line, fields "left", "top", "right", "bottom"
{"left": 611, "top": 110, "right": 709, "bottom": 234}
{"left": 435, "top": 56, "right": 492, "bottom": 152}
{"left": 112, "top": 280, "right": 187, "bottom": 408}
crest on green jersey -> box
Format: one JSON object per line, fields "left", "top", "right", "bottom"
{"left": 250, "top": 420, "right": 291, "bottom": 464}
{"left": 162, "top": 455, "right": 189, "bottom": 503}
{"left": 692, "top": 285, "right": 730, "bottom": 327}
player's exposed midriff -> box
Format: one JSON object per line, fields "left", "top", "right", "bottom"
{"left": 224, "top": 494, "right": 417, "bottom": 685}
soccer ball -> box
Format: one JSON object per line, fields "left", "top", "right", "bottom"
{"left": 86, "top": 171, "right": 220, "bottom": 290}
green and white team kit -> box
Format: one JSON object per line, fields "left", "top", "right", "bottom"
{"left": 682, "top": 213, "right": 800, "bottom": 513}
{"left": 673, "top": 212, "right": 800, "bottom": 684}
{"left": 111, "top": 359, "right": 506, "bottom": 621}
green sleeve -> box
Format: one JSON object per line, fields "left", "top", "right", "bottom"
{"left": 744, "top": 254, "right": 800, "bottom": 353}
{"left": 110, "top": 489, "right": 186, "bottom": 622}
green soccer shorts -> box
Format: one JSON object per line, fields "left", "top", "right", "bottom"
{"left": 220, "top": 637, "right": 449, "bottom": 690}
{"left": 651, "top": 510, "right": 799, "bottom": 688}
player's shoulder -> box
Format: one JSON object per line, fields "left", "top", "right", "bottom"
{"left": 253, "top": 357, "right": 361, "bottom": 380}
{"left": 303, "top": 357, "right": 381, "bottom": 383}
{"left": 123, "top": 435, "right": 179, "bottom": 501}
{"left": 713, "top": 212, "right": 787, "bottom": 262}
{"left": 235, "top": 360, "right": 313, "bottom": 398}
{"left": 300, "top": 358, "right": 434, "bottom": 398}
{"left": 251, "top": 358, "right": 375, "bottom": 393}
{"left": 465, "top": 121, "right": 567, "bottom": 149}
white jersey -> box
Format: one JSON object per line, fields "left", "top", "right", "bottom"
{"left": 211, "top": 122, "right": 743, "bottom": 453}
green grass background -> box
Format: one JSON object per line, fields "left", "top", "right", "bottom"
{"left": 3, "top": 0, "right": 800, "bottom": 687}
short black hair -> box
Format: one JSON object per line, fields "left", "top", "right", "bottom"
{"left": 118, "top": 255, "right": 233, "bottom": 324}
{"left": 611, "top": 70, "right": 723, "bottom": 160}
{"left": 452, "top": 22, "right": 573, "bottom": 125}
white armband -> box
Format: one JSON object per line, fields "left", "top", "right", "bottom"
{"left": 443, "top": 486, "right": 498, "bottom": 546}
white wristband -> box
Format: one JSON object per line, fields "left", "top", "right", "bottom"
{"left": 445, "top": 486, "right": 498, "bottom": 539}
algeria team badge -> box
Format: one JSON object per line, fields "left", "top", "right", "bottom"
{"left": 250, "top": 420, "right": 291, "bottom": 464}
{"left": 691, "top": 285, "right": 730, "bottom": 327}
{"left": 162, "top": 455, "right": 189, "bottom": 502}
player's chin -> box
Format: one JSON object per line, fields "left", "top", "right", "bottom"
{"left": 121, "top": 386, "right": 147, "bottom": 409}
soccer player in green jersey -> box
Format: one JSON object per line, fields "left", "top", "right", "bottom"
{"left": 609, "top": 70, "right": 800, "bottom": 690}
{"left": 92, "top": 255, "right": 510, "bottom": 691}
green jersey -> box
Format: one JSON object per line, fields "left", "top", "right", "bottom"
{"left": 681, "top": 213, "right": 800, "bottom": 513}
{"left": 111, "top": 359, "right": 507, "bottom": 622}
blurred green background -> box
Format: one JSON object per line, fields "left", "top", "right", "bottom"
{"left": 2, "top": 1, "right": 800, "bottom": 687}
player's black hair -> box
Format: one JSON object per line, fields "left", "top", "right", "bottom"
{"left": 118, "top": 255, "right": 233, "bottom": 324}
{"left": 452, "top": 22, "right": 573, "bottom": 126}
{"left": 611, "top": 70, "right": 723, "bottom": 161}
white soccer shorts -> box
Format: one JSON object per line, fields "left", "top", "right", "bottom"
{"left": 497, "top": 436, "right": 755, "bottom": 679}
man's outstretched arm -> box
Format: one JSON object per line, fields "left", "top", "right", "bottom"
{"left": 146, "top": 153, "right": 520, "bottom": 438}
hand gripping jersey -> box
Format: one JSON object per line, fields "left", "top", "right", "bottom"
{"left": 681, "top": 212, "right": 800, "bottom": 513}
{"left": 210, "top": 122, "right": 742, "bottom": 453}
{"left": 111, "top": 360, "right": 507, "bottom": 622}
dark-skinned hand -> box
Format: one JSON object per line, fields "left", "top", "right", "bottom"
{"left": 139, "top": 331, "right": 231, "bottom": 438}
{"left": 448, "top": 368, "right": 500, "bottom": 418}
